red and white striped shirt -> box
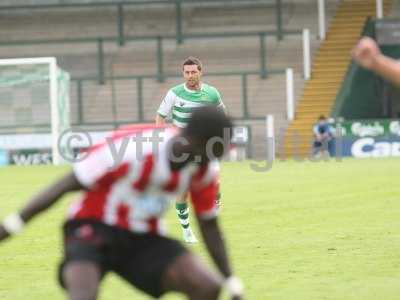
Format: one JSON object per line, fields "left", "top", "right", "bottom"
{"left": 68, "top": 124, "right": 219, "bottom": 235}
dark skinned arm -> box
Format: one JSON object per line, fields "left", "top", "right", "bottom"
{"left": 197, "top": 216, "right": 232, "bottom": 277}
{"left": 197, "top": 216, "right": 243, "bottom": 300}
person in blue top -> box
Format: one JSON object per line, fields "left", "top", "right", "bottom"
{"left": 312, "top": 115, "right": 334, "bottom": 157}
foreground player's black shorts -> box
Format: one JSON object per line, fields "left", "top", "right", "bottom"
{"left": 58, "top": 219, "right": 187, "bottom": 298}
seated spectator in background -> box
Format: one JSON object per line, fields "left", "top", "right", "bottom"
{"left": 313, "top": 115, "right": 334, "bottom": 158}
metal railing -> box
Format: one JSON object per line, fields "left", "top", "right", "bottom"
{"left": 0, "top": 0, "right": 302, "bottom": 129}
{"left": 0, "top": 0, "right": 303, "bottom": 85}
{"left": 0, "top": 0, "right": 285, "bottom": 45}
{"left": 0, "top": 67, "right": 293, "bottom": 133}
{"left": 71, "top": 69, "right": 287, "bottom": 127}
{"left": 0, "top": 29, "right": 302, "bottom": 85}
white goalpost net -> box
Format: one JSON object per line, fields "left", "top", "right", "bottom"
{"left": 0, "top": 57, "right": 70, "bottom": 165}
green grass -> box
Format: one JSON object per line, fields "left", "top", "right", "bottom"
{"left": 0, "top": 158, "right": 400, "bottom": 299}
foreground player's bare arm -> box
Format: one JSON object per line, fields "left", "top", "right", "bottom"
{"left": 198, "top": 217, "right": 232, "bottom": 277}
{"left": 352, "top": 37, "right": 400, "bottom": 87}
{"left": 198, "top": 217, "right": 244, "bottom": 300}
{"left": 0, "top": 172, "right": 82, "bottom": 242}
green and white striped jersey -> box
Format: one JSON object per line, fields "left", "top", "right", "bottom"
{"left": 157, "top": 83, "right": 225, "bottom": 128}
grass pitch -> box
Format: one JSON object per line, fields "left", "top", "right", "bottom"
{"left": 0, "top": 158, "right": 399, "bottom": 299}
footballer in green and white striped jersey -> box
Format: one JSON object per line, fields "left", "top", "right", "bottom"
{"left": 155, "top": 56, "right": 225, "bottom": 244}
{"left": 157, "top": 83, "right": 225, "bottom": 128}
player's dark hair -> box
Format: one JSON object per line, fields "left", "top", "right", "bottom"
{"left": 184, "top": 106, "right": 233, "bottom": 143}
{"left": 182, "top": 57, "right": 202, "bottom": 71}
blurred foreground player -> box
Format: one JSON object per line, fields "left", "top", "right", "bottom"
{"left": 352, "top": 36, "right": 400, "bottom": 87}
{"left": 0, "top": 107, "right": 244, "bottom": 300}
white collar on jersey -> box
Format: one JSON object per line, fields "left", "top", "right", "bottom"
{"left": 184, "top": 82, "right": 203, "bottom": 93}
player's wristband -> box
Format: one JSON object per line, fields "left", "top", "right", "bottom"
{"left": 2, "top": 213, "right": 25, "bottom": 235}
{"left": 225, "top": 276, "right": 244, "bottom": 297}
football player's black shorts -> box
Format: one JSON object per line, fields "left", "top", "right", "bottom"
{"left": 58, "top": 219, "right": 187, "bottom": 298}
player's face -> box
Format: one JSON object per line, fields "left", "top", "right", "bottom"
{"left": 183, "top": 65, "right": 202, "bottom": 89}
